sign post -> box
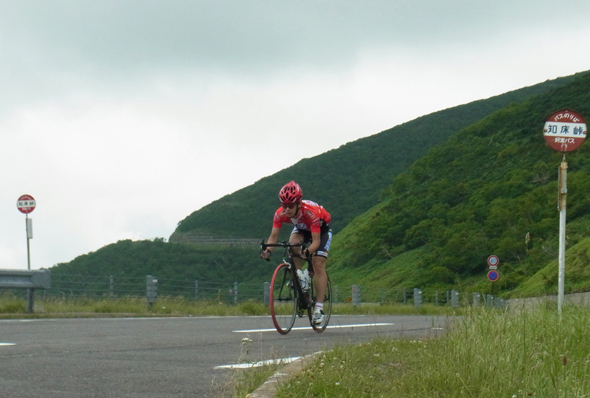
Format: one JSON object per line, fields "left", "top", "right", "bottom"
{"left": 487, "top": 255, "right": 499, "bottom": 295}
{"left": 17, "top": 195, "right": 36, "bottom": 270}
{"left": 543, "top": 110, "right": 587, "bottom": 315}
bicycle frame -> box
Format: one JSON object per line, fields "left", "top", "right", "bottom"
{"left": 262, "top": 240, "right": 314, "bottom": 302}
{"left": 261, "top": 240, "right": 331, "bottom": 334}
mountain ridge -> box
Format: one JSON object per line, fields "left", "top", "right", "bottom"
{"left": 50, "top": 70, "right": 590, "bottom": 299}
{"left": 170, "top": 73, "right": 580, "bottom": 243}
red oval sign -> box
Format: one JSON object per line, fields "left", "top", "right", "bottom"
{"left": 17, "top": 194, "right": 36, "bottom": 214}
{"left": 544, "top": 110, "right": 587, "bottom": 152}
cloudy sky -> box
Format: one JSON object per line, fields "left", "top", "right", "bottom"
{"left": 2, "top": 0, "right": 590, "bottom": 270}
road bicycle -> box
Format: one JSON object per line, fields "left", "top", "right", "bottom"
{"left": 261, "top": 241, "right": 332, "bottom": 334}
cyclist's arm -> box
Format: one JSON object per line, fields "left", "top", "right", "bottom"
{"left": 308, "top": 231, "right": 321, "bottom": 255}
{"left": 262, "top": 227, "right": 281, "bottom": 258}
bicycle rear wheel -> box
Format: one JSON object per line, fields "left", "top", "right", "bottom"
{"left": 311, "top": 273, "right": 332, "bottom": 333}
{"left": 270, "top": 263, "right": 298, "bottom": 334}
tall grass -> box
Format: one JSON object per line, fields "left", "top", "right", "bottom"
{"left": 0, "top": 296, "right": 274, "bottom": 318}
{"left": 0, "top": 296, "right": 462, "bottom": 318}
{"left": 270, "top": 304, "right": 590, "bottom": 398}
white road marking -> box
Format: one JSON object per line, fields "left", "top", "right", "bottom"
{"left": 0, "top": 319, "right": 55, "bottom": 322}
{"left": 233, "top": 323, "right": 395, "bottom": 333}
{"left": 214, "top": 356, "right": 301, "bottom": 369}
{"left": 0, "top": 343, "right": 16, "bottom": 346}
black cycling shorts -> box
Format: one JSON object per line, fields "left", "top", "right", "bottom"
{"left": 291, "top": 225, "right": 332, "bottom": 258}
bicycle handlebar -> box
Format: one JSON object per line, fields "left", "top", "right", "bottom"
{"left": 260, "top": 241, "right": 302, "bottom": 248}
{"left": 260, "top": 240, "right": 310, "bottom": 262}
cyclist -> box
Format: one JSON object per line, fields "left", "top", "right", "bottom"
{"left": 261, "top": 181, "right": 332, "bottom": 325}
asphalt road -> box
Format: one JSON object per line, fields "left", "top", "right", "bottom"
{"left": 0, "top": 315, "right": 447, "bottom": 397}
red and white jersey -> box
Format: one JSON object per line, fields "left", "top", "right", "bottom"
{"left": 272, "top": 200, "right": 331, "bottom": 233}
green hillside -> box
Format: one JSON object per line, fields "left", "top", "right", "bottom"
{"left": 52, "top": 238, "right": 262, "bottom": 283}
{"left": 50, "top": 70, "right": 590, "bottom": 299}
{"left": 327, "top": 70, "right": 590, "bottom": 297}
{"left": 171, "top": 73, "right": 578, "bottom": 242}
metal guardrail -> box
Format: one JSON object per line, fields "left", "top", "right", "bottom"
{"left": 40, "top": 274, "right": 504, "bottom": 309}
{"left": 0, "top": 269, "right": 51, "bottom": 289}
{"left": 5, "top": 272, "right": 586, "bottom": 313}
{"left": 178, "top": 235, "right": 261, "bottom": 246}
{"left": 0, "top": 269, "right": 51, "bottom": 312}
{"left": 0, "top": 272, "right": 516, "bottom": 310}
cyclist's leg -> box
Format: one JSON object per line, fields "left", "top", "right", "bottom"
{"left": 312, "top": 255, "right": 327, "bottom": 304}
{"left": 312, "top": 229, "right": 332, "bottom": 305}
{"left": 289, "top": 229, "right": 305, "bottom": 270}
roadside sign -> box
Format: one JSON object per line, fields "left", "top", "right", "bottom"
{"left": 487, "top": 255, "right": 499, "bottom": 267}
{"left": 544, "top": 110, "right": 587, "bottom": 152}
{"left": 487, "top": 270, "right": 499, "bottom": 282}
{"left": 17, "top": 195, "right": 36, "bottom": 214}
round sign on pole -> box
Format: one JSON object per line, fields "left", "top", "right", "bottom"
{"left": 487, "top": 255, "right": 499, "bottom": 267}
{"left": 17, "top": 194, "right": 36, "bottom": 214}
{"left": 487, "top": 270, "right": 499, "bottom": 282}
{"left": 543, "top": 110, "right": 587, "bottom": 152}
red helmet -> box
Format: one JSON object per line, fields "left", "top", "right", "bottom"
{"left": 279, "top": 181, "right": 303, "bottom": 204}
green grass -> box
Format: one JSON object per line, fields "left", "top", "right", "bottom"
{"left": 5, "top": 295, "right": 588, "bottom": 397}
{"left": 0, "top": 296, "right": 270, "bottom": 318}
{"left": 508, "top": 236, "right": 590, "bottom": 298}
{"left": 0, "top": 296, "right": 464, "bottom": 319}
{"left": 263, "top": 304, "right": 590, "bottom": 398}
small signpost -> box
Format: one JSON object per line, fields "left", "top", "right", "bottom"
{"left": 17, "top": 195, "right": 36, "bottom": 270}
{"left": 487, "top": 255, "right": 499, "bottom": 282}
{"left": 544, "top": 110, "right": 587, "bottom": 316}
{"left": 16, "top": 194, "right": 36, "bottom": 311}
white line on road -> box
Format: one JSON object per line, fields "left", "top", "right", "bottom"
{"left": 0, "top": 343, "right": 16, "bottom": 346}
{"left": 214, "top": 356, "right": 302, "bottom": 369}
{"left": 0, "top": 319, "right": 55, "bottom": 322}
{"left": 233, "top": 323, "right": 394, "bottom": 333}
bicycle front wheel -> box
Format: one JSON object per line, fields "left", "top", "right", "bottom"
{"left": 270, "top": 263, "right": 298, "bottom": 334}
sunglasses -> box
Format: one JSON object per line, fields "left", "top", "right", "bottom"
{"left": 282, "top": 203, "right": 298, "bottom": 209}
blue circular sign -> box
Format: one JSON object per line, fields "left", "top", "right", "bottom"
{"left": 487, "top": 255, "right": 499, "bottom": 267}
{"left": 487, "top": 270, "right": 499, "bottom": 282}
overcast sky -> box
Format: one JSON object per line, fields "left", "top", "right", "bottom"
{"left": 2, "top": 0, "right": 590, "bottom": 270}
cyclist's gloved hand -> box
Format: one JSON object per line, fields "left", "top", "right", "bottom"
{"left": 303, "top": 249, "right": 312, "bottom": 260}
{"left": 260, "top": 249, "right": 272, "bottom": 261}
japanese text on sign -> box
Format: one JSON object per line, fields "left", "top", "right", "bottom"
{"left": 544, "top": 110, "right": 587, "bottom": 152}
